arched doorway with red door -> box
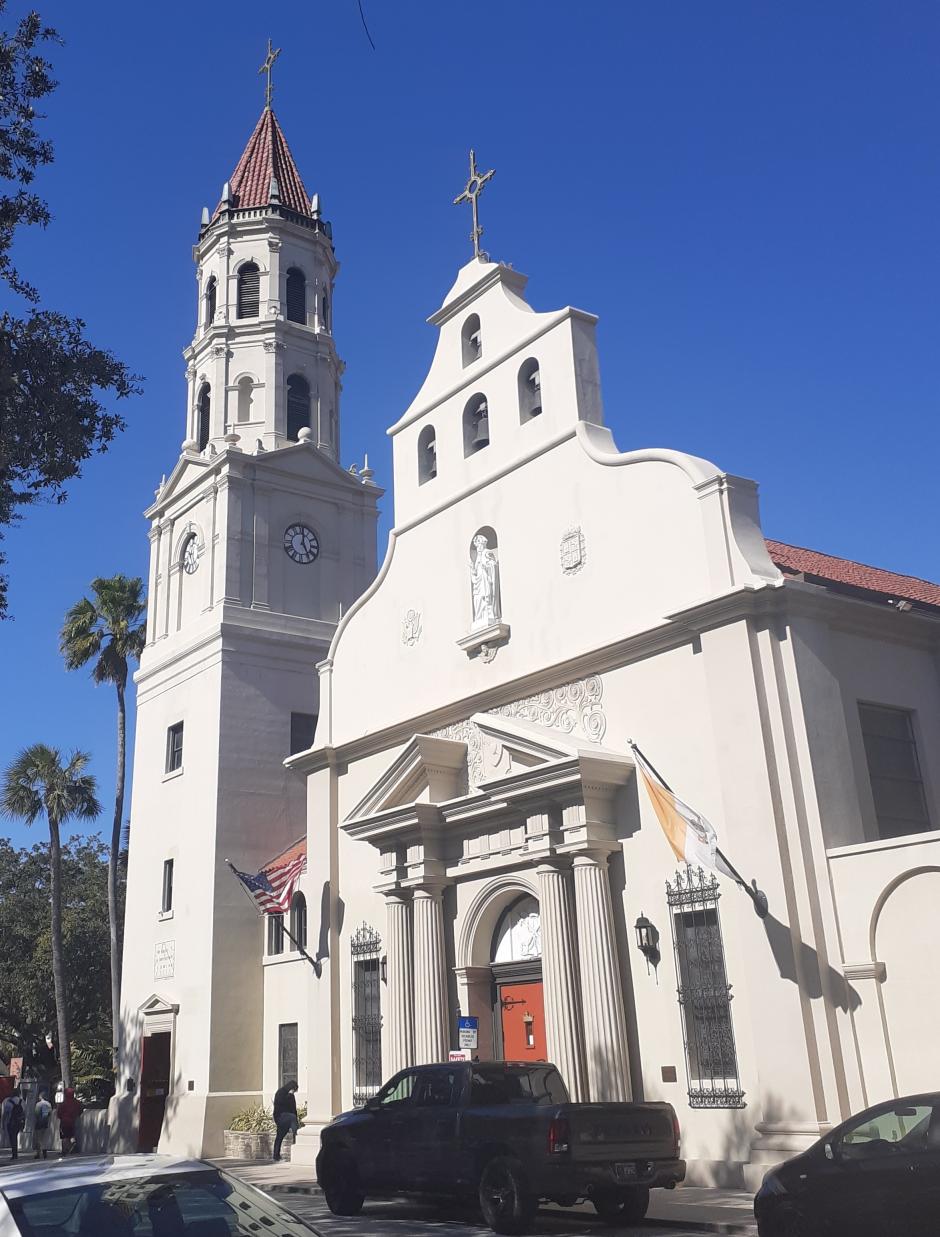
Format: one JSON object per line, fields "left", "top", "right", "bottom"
{"left": 490, "top": 896, "right": 546, "bottom": 1061}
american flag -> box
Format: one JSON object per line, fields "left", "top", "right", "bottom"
{"left": 228, "top": 854, "right": 305, "bottom": 914}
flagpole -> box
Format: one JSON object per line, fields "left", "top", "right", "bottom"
{"left": 225, "top": 860, "right": 323, "bottom": 975}
{"left": 627, "top": 742, "right": 768, "bottom": 919}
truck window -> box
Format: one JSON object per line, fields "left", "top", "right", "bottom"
{"left": 469, "top": 1066, "right": 568, "bottom": 1106}
{"left": 374, "top": 1069, "right": 418, "bottom": 1108}
{"left": 414, "top": 1069, "right": 460, "bottom": 1107}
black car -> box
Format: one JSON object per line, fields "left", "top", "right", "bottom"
{"left": 317, "top": 1060, "right": 684, "bottom": 1234}
{"left": 754, "top": 1092, "right": 940, "bottom": 1236}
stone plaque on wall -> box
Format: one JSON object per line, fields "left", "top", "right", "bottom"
{"left": 154, "top": 940, "right": 176, "bottom": 980}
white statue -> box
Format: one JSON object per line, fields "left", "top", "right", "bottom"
{"left": 470, "top": 533, "right": 500, "bottom": 631}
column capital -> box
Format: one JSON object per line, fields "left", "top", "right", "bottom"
{"left": 535, "top": 859, "right": 571, "bottom": 876}
{"left": 570, "top": 846, "right": 618, "bottom": 867}
{"left": 383, "top": 889, "right": 413, "bottom": 906}
{"left": 410, "top": 879, "right": 450, "bottom": 899}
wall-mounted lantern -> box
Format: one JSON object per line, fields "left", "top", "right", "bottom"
{"left": 634, "top": 913, "right": 660, "bottom": 971}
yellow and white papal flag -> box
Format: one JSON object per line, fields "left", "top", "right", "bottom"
{"left": 631, "top": 743, "right": 737, "bottom": 880}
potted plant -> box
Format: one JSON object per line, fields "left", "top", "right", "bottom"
{"left": 222, "top": 1104, "right": 276, "bottom": 1160}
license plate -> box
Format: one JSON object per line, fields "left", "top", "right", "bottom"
{"left": 613, "top": 1162, "right": 638, "bottom": 1182}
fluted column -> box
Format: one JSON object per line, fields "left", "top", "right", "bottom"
{"left": 537, "top": 863, "right": 587, "bottom": 1101}
{"left": 572, "top": 851, "right": 631, "bottom": 1101}
{"left": 384, "top": 894, "right": 415, "bottom": 1076}
{"left": 412, "top": 886, "right": 449, "bottom": 1064}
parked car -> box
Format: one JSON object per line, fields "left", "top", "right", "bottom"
{"left": 754, "top": 1092, "right": 940, "bottom": 1237}
{"left": 316, "top": 1060, "right": 685, "bottom": 1234}
{"left": 0, "top": 1155, "right": 319, "bottom": 1237}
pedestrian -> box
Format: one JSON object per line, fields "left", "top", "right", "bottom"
{"left": 1, "top": 1087, "right": 26, "bottom": 1162}
{"left": 271, "top": 1080, "right": 299, "bottom": 1162}
{"left": 57, "top": 1087, "right": 83, "bottom": 1156}
{"left": 33, "top": 1090, "right": 53, "bottom": 1160}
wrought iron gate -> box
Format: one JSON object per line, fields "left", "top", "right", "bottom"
{"left": 351, "top": 922, "right": 383, "bottom": 1107}
{"left": 666, "top": 866, "right": 745, "bottom": 1109}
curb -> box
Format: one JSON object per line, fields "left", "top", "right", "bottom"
{"left": 263, "top": 1183, "right": 757, "bottom": 1234}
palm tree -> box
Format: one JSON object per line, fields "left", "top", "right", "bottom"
{"left": 60, "top": 575, "right": 146, "bottom": 1068}
{"left": 1, "top": 745, "right": 101, "bottom": 1087}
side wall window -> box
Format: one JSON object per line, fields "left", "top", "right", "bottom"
{"left": 351, "top": 923, "right": 383, "bottom": 1106}
{"left": 278, "top": 1023, "right": 298, "bottom": 1089}
{"left": 289, "top": 892, "right": 307, "bottom": 950}
{"left": 161, "top": 859, "right": 174, "bottom": 914}
{"left": 237, "top": 262, "right": 260, "bottom": 319}
{"left": 666, "top": 866, "right": 744, "bottom": 1109}
{"left": 418, "top": 425, "right": 437, "bottom": 484}
{"left": 165, "top": 722, "right": 184, "bottom": 774}
{"left": 267, "top": 913, "right": 284, "bottom": 956}
{"left": 858, "top": 703, "right": 931, "bottom": 839}
{"left": 461, "top": 313, "right": 482, "bottom": 366}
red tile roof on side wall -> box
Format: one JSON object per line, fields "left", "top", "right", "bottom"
{"left": 218, "top": 107, "right": 311, "bottom": 217}
{"left": 263, "top": 836, "right": 307, "bottom": 874}
{"left": 766, "top": 540, "right": 940, "bottom": 611}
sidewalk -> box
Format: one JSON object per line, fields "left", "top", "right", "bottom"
{"left": 215, "top": 1158, "right": 758, "bottom": 1233}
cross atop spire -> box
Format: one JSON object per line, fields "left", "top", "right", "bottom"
{"left": 453, "top": 149, "right": 495, "bottom": 261}
{"left": 258, "top": 38, "right": 281, "bottom": 110}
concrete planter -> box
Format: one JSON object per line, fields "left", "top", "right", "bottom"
{"left": 222, "top": 1129, "right": 275, "bottom": 1160}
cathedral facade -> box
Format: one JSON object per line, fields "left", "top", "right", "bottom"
{"left": 115, "top": 102, "right": 940, "bottom": 1188}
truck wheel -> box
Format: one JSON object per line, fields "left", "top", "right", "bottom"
{"left": 320, "top": 1150, "right": 365, "bottom": 1217}
{"left": 592, "top": 1185, "right": 650, "bottom": 1226}
{"left": 478, "top": 1155, "right": 538, "bottom": 1235}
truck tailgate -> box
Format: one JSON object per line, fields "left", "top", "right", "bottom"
{"left": 565, "top": 1102, "right": 677, "bottom": 1162}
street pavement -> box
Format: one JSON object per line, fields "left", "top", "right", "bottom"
{"left": 270, "top": 1190, "right": 722, "bottom": 1236}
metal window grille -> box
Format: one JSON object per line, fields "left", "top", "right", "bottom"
{"left": 351, "top": 923, "right": 383, "bottom": 1107}
{"left": 666, "top": 866, "right": 745, "bottom": 1109}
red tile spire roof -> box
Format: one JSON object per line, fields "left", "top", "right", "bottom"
{"left": 218, "top": 107, "right": 312, "bottom": 217}
{"left": 766, "top": 540, "right": 940, "bottom": 611}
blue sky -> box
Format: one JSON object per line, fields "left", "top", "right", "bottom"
{"left": 1, "top": 1, "right": 937, "bottom": 847}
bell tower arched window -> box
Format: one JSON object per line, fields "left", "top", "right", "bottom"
{"left": 236, "top": 376, "right": 254, "bottom": 423}
{"left": 197, "top": 383, "right": 211, "bottom": 450}
{"left": 203, "top": 276, "right": 217, "bottom": 331}
{"left": 461, "top": 314, "right": 482, "bottom": 366}
{"left": 236, "top": 262, "right": 260, "bottom": 319}
{"left": 321, "top": 291, "right": 330, "bottom": 333}
{"left": 463, "top": 393, "right": 489, "bottom": 456}
{"left": 418, "top": 425, "right": 437, "bottom": 484}
{"left": 286, "top": 374, "right": 311, "bottom": 442}
{"left": 286, "top": 268, "right": 306, "bottom": 325}
{"left": 518, "top": 358, "right": 542, "bottom": 422}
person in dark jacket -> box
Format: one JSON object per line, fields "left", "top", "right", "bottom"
{"left": 57, "top": 1087, "right": 83, "bottom": 1155}
{"left": 272, "top": 1080, "right": 298, "bottom": 1162}
{"left": 1, "top": 1087, "right": 25, "bottom": 1161}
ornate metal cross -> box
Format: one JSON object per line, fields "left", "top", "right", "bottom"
{"left": 258, "top": 39, "right": 282, "bottom": 110}
{"left": 453, "top": 149, "right": 495, "bottom": 260}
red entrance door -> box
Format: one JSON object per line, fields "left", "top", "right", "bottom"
{"left": 138, "top": 1032, "right": 171, "bottom": 1152}
{"left": 499, "top": 980, "right": 547, "bottom": 1060}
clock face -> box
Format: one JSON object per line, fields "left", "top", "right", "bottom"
{"left": 284, "top": 523, "right": 319, "bottom": 565}
{"left": 182, "top": 535, "right": 199, "bottom": 575}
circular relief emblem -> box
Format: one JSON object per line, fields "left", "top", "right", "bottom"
{"left": 284, "top": 523, "right": 320, "bottom": 565}
{"left": 182, "top": 535, "right": 199, "bottom": 575}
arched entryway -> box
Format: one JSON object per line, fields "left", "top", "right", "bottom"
{"left": 491, "top": 895, "right": 547, "bottom": 1060}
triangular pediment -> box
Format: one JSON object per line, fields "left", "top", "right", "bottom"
{"left": 138, "top": 992, "right": 179, "bottom": 1016}
{"left": 346, "top": 734, "right": 468, "bottom": 822}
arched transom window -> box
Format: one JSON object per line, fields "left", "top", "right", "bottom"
{"left": 491, "top": 895, "right": 541, "bottom": 964}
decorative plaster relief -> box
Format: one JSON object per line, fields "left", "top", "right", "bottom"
{"left": 560, "top": 526, "right": 586, "bottom": 575}
{"left": 154, "top": 940, "right": 175, "bottom": 980}
{"left": 401, "top": 609, "right": 422, "bottom": 647}
{"left": 435, "top": 674, "right": 607, "bottom": 787}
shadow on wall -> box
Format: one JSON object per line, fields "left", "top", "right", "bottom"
{"left": 762, "top": 912, "right": 861, "bottom": 1013}
{"left": 317, "top": 880, "right": 343, "bottom": 968}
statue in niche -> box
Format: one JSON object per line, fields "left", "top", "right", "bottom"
{"left": 469, "top": 532, "right": 501, "bottom": 632}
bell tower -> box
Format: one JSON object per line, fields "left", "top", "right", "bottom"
{"left": 184, "top": 103, "right": 343, "bottom": 458}
{"left": 114, "top": 77, "right": 381, "bottom": 1157}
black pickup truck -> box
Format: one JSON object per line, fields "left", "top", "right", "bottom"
{"left": 316, "top": 1061, "right": 685, "bottom": 1234}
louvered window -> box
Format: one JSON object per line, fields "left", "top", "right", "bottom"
{"left": 197, "top": 384, "right": 211, "bottom": 450}
{"left": 286, "top": 374, "right": 310, "bottom": 441}
{"left": 286, "top": 268, "right": 306, "bottom": 324}
{"left": 236, "top": 263, "right": 260, "bottom": 319}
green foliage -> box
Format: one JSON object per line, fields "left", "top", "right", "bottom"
{"left": 60, "top": 575, "right": 147, "bottom": 687}
{"left": 227, "top": 1104, "right": 276, "bottom": 1134}
{"left": 0, "top": 744, "right": 100, "bottom": 829}
{"left": 0, "top": 3, "right": 141, "bottom": 617}
{"left": 0, "top": 834, "right": 112, "bottom": 1075}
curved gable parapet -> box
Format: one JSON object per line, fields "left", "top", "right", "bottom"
{"left": 575, "top": 422, "right": 781, "bottom": 591}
